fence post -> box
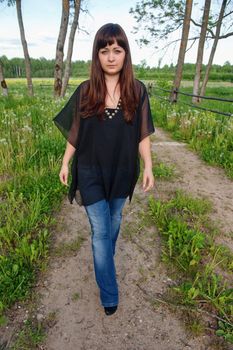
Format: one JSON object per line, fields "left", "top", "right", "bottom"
{"left": 170, "top": 87, "right": 178, "bottom": 103}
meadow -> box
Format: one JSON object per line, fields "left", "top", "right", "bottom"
{"left": 0, "top": 79, "right": 232, "bottom": 343}
{"left": 150, "top": 81, "right": 233, "bottom": 179}
{"left": 0, "top": 79, "right": 82, "bottom": 321}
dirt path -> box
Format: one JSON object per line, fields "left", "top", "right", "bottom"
{"left": 152, "top": 128, "right": 233, "bottom": 251}
{"left": 1, "top": 127, "right": 232, "bottom": 350}
{"left": 36, "top": 128, "right": 232, "bottom": 350}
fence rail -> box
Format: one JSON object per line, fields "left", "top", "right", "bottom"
{"left": 152, "top": 84, "right": 233, "bottom": 117}
{"left": 39, "top": 84, "right": 77, "bottom": 87}
{"left": 37, "top": 82, "right": 233, "bottom": 117}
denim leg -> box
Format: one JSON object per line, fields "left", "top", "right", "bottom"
{"left": 109, "top": 197, "right": 127, "bottom": 256}
{"left": 84, "top": 199, "right": 118, "bottom": 307}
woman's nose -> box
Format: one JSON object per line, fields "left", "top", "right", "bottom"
{"left": 108, "top": 52, "right": 115, "bottom": 61}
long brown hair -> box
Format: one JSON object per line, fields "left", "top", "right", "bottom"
{"left": 80, "top": 23, "right": 139, "bottom": 122}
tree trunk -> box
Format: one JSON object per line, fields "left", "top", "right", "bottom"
{"left": 54, "top": 0, "right": 70, "bottom": 98}
{"left": 0, "top": 60, "right": 8, "bottom": 96}
{"left": 61, "top": 0, "right": 81, "bottom": 97}
{"left": 170, "top": 0, "right": 193, "bottom": 102}
{"left": 200, "top": 0, "right": 227, "bottom": 98}
{"left": 192, "top": 0, "right": 211, "bottom": 103}
{"left": 16, "top": 0, "right": 34, "bottom": 96}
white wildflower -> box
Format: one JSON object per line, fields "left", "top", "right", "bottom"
{"left": 22, "top": 125, "right": 32, "bottom": 132}
{"left": 0, "top": 138, "right": 7, "bottom": 145}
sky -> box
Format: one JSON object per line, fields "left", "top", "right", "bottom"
{"left": 0, "top": 0, "right": 233, "bottom": 68}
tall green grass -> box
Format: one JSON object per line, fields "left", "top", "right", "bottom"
{"left": 148, "top": 191, "right": 233, "bottom": 344}
{"left": 151, "top": 85, "right": 233, "bottom": 178}
{"left": 0, "top": 83, "right": 81, "bottom": 317}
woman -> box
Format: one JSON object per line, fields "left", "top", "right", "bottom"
{"left": 53, "top": 23, "right": 155, "bottom": 316}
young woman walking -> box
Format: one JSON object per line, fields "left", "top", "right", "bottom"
{"left": 53, "top": 23, "right": 155, "bottom": 316}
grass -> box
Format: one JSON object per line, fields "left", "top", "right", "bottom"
{"left": 146, "top": 190, "right": 233, "bottom": 344}
{"left": 139, "top": 153, "right": 176, "bottom": 182}
{"left": 0, "top": 79, "right": 84, "bottom": 318}
{"left": 11, "top": 317, "right": 46, "bottom": 350}
{"left": 52, "top": 236, "right": 86, "bottom": 257}
{"left": 151, "top": 82, "right": 233, "bottom": 179}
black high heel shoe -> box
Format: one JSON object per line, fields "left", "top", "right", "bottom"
{"left": 104, "top": 305, "right": 118, "bottom": 316}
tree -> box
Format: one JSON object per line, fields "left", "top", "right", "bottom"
{"left": 200, "top": 0, "right": 228, "bottom": 98}
{"left": 0, "top": 0, "right": 34, "bottom": 95}
{"left": 61, "top": 0, "right": 81, "bottom": 97}
{"left": 130, "top": 0, "right": 185, "bottom": 50}
{"left": 192, "top": 0, "right": 211, "bottom": 103}
{"left": 54, "top": 0, "right": 70, "bottom": 97}
{"left": 130, "top": 0, "right": 233, "bottom": 96}
{"left": 0, "top": 60, "right": 8, "bottom": 96}
{"left": 170, "top": 0, "right": 193, "bottom": 102}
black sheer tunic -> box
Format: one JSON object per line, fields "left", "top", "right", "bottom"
{"left": 53, "top": 79, "right": 155, "bottom": 206}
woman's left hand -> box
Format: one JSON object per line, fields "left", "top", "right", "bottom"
{"left": 142, "top": 167, "right": 155, "bottom": 192}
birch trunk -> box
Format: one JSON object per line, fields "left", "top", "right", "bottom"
{"left": 16, "top": 0, "right": 33, "bottom": 96}
{"left": 200, "top": 0, "right": 227, "bottom": 98}
{"left": 61, "top": 0, "right": 81, "bottom": 97}
{"left": 54, "top": 0, "right": 70, "bottom": 98}
{"left": 170, "top": 0, "right": 193, "bottom": 102}
{"left": 192, "top": 0, "right": 211, "bottom": 103}
{"left": 0, "top": 60, "right": 8, "bottom": 96}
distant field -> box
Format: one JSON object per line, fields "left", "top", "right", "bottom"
{"left": 180, "top": 80, "right": 233, "bottom": 88}
{"left": 6, "top": 77, "right": 233, "bottom": 86}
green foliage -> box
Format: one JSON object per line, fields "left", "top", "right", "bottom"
{"left": 0, "top": 83, "right": 74, "bottom": 316}
{"left": 152, "top": 162, "right": 174, "bottom": 179}
{"left": 1, "top": 55, "right": 233, "bottom": 81}
{"left": 129, "top": 0, "right": 185, "bottom": 44}
{"left": 151, "top": 91, "right": 233, "bottom": 178}
{"left": 165, "top": 220, "right": 205, "bottom": 269}
{"left": 148, "top": 191, "right": 233, "bottom": 344}
{"left": 209, "top": 244, "right": 233, "bottom": 272}
{"left": 11, "top": 317, "right": 46, "bottom": 350}
{"left": 148, "top": 191, "right": 209, "bottom": 270}
{"left": 216, "top": 321, "right": 233, "bottom": 343}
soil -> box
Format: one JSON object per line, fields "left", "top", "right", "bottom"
{"left": 0, "top": 127, "right": 232, "bottom": 350}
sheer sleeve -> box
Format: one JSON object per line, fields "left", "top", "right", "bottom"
{"left": 53, "top": 85, "right": 81, "bottom": 149}
{"left": 139, "top": 82, "right": 155, "bottom": 142}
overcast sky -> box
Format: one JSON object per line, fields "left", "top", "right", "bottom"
{"left": 0, "top": 0, "right": 233, "bottom": 67}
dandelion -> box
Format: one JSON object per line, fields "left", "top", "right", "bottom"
{"left": 22, "top": 125, "right": 32, "bottom": 132}
{"left": 0, "top": 138, "right": 7, "bottom": 145}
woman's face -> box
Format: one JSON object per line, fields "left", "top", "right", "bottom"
{"left": 98, "top": 39, "right": 126, "bottom": 76}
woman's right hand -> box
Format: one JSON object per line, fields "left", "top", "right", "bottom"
{"left": 59, "top": 164, "right": 69, "bottom": 186}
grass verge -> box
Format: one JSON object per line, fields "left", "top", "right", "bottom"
{"left": 146, "top": 190, "right": 233, "bottom": 345}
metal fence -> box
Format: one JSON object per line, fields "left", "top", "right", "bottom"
{"left": 149, "top": 84, "right": 233, "bottom": 118}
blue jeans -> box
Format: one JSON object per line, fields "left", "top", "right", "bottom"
{"left": 84, "top": 197, "right": 127, "bottom": 307}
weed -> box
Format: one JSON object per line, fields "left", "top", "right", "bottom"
{"left": 147, "top": 191, "right": 233, "bottom": 344}
{"left": 11, "top": 317, "right": 46, "bottom": 350}
{"left": 71, "top": 292, "right": 80, "bottom": 301}
{"left": 152, "top": 162, "right": 175, "bottom": 179}
{"left": 52, "top": 236, "right": 86, "bottom": 257}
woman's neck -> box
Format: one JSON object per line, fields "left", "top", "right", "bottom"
{"left": 104, "top": 73, "right": 120, "bottom": 85}
{"left": 104, "top": 73, "right": 121, "bottom": 107}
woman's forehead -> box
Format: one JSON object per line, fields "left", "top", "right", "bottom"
{"left": 102, "top": 41, "right": 122, "bottom": 49}
{"left": 99, "top": 38, "right": 120, "bottom": 48}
